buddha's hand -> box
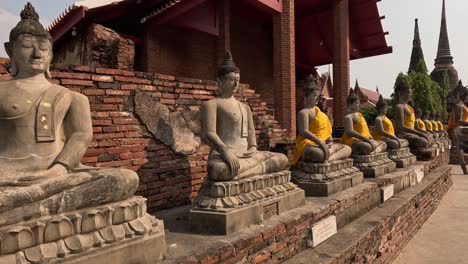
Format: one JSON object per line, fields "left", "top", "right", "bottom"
{"left": 319, "top": 142, "right": 330, "bottom": 161}
{"left": 366, "top": 139, "right": 376, "bottom": 152}
{"left": 221, "top": 150, "right": 240, "bottom": 177}
{"left": 242, "top": 147, "right": 257, "bottom": 158}
{"left": 18, "top": 164, "right": 68, "bottom": 182}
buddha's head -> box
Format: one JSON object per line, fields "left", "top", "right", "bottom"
{"left": 415, "top": 108, "right": 422, "bottom": 119}
{"left": 394, "top": 74, "right": 412, "bottom": 103}
{"left": 429, "top": 112, "right": 435, "bottom": 121}
{"left": 4, "top": 2, "right": 52, "bottom": 78}
{"left": 422, "top": 110, "right": 430, "bottom": 120}
{"left": 217, "top": 51, "right": 240, "bottom": 95}
{"left": 436, "top": 112, "right": 441, "bottom": 121}
{"left": 460, "top": 84, "right": 468, "bottom": 105}
{"left": 376, "top": 94, "right": 387, "bottom": 115}
{"left": 347, "top": 88, "right": 360, "bottom": 113}
{"left": 304, "top": 74, "right": 322, "bottom": 107}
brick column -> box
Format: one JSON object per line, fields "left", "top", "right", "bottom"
{"left": 273, "top": 0, "right": 296, "bottom": 139}
{"left": 217, "top": 0, "right": 230, "bottom": 66}
{"left": 332, "top": 0, "right": 350, "bottom": 128}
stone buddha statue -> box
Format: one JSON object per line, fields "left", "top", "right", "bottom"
{"left": 393, "top": 75, "right": 432, "bottom": 149}
{"left": 292, "top": 74, "right": 351, "bottom": 165}
{"left": 201, "top": 51, "right": 288, "bottom": 181}
{"left": 414, "top": 108, "right": 426, "bottom": 132}
{"left": 447, "top": 83, "right": 468, "bottom": 146}
{"left": 373, "top": 95, "right": 409, "bottom": 149}
{"left": 435, "top": 113, "right": 446, "bottom": 133}
{"left": 0, "top": 3, "right": 139, "bottom": 225}
{"left": 341, "top": 88, "right": 387, "bottom": 155}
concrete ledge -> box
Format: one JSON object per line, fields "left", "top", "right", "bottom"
{"left": 284, "top": 166, "right": 452, "bottom": 264}
{"left": 293, "top": 172, "right": 363, "bottom": 196}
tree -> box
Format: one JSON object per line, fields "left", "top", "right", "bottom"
{"left": 361, "top": 107, "right": 377, "bottom": 126}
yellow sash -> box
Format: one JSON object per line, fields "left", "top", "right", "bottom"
{"left": 341, "top": 112, "right": 370, "bottom": 146}
{"left": 292, "top": 106, "right": 332, "bottom": 165}
{"left": 373, "top": 116, "right": 395, "bottom": 141}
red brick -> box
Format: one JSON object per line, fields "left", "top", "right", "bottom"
{"left": 93, "top": 127, "right": 103, "bottom": 133}
{"left": 109, "top": 112, "right": 131, "bottom": 117}
{"left": 92, "top": 75, "right": 114, "bottom": 82}
{"left": 81, "top": 157, "right": 98, "bottom": 163}
{"left": 106, "top": 89, "right": 131, "bottom": 96}
{"left": 120, "top": 152, "right": 148, "bottom": 159}
{"left": 82, "top": 89, "right": 105, "bottom": 95}
{"left": 103, "top": 125, "right": 140, "bottom": 133}
{"left": 93, "top": 133, "right": 124, "bottom": 140}
{"left": 92, "top": 120, "right": 112, "bottom": 126}
{"left": 113, "top": 118, "right": 139, "bottom": 125}
{"left": 98, "top": 140, "right": 121, "bottom": 147}
{"left": 96, "top": 68, "right": 134, "bottom": 76}
{"left": 91, "top": 112, "right": 110, "bottom": 118}
{"left": 71, "top": 65, "right": 93, "bottom": 72}
{"left": 51, "top": 72, "right": 91, "bottom": 79}
{"left": 84, "top": 149, "right": 106, "bottom": 157}
{"left": 115, "top": 76, "right": 152, "bottom": 84}
{"left": 154, "top": 73, "right": 175, "bottom": 81}
{"left": 96, "top": 160, "right": 132, "bottom": 168}
{"left": 61, "top": 79, "right": 94, "bottom": 86}
{"left": 103, "top": 98, "right": 125, "bottom": 104}
{"left": 160, "top": 98, "right": 176, "bottom": 105}
{"left": 253, "top": 252, "right": 270, "bottom": 264}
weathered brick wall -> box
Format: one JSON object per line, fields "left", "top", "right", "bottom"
{"left": 0, "top": 59, "right": 288, "bottom": 211}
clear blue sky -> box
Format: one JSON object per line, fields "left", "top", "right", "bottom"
{"left": 0, "top": 0, "right": 466, "bottom": 98}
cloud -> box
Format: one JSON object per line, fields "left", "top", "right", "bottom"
{"left": 0, "top": 8, "right": 19, "bottom": 58}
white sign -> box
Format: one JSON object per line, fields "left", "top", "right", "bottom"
{"left": 381, "top": 184, "right": 394, "bottom": 202}
{"left": 310, "top": 215, "right": 337, "bottom": 247}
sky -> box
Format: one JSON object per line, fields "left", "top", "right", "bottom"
{"left": 0, "top": 0, "right": 466, "bottom": 98}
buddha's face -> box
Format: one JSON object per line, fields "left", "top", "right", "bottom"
{"left": 11, "top": 34, "right": 52, "bottom": 76}
{"left": 348, "top": 99, "right": 360, "bottom": 112}
{"left": 305, "top": 89, "right": 321, "bottom": 107}
{"left": 377, "top": 104, "right": 387, "bottom": 115}
{"left": 218, "top": 72, "right": 240, "bottom": 94}
{"left": 400, "top": 88, "right": 412, "bottom": 102}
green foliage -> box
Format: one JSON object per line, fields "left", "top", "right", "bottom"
{"left": 415, "top": 58, "right": 428, "bottom": 74}
{"left": 361, "top": 107, "right": 377, "bottom": 126}
{"left": 440, "top": 70, "right": 451, "bottom": 121}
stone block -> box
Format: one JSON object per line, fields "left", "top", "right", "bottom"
{"left": 293, "top": 170, "right": 363, "bottom": 196}
{"left": 352, "top": 152, "right": 396, "bottom": 178}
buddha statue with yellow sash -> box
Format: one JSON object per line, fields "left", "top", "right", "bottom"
{"left": 393, "top": 74, "right": 432, "bottom": 149}
{"left": 341, "top": 89, "right": 386, "bottom": 155}
{"left": 414, "top": 108, "right": 427, "bottom": 132}
{"left": 373, "top": 95, "right": 409, "bottom": 149}
{"left": 448, "top": 83, "right": 468, "bottom": 150}
{"left": 293, "top": 74, "right": 351, "bottom": 165}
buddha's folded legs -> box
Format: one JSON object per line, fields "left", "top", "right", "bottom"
{"left": 400, "top": 133, "right": 429, "bottom": 148}
{"left": 384, "top": 138, "right": 409, "bottom": 149}
{"left": 301, "top": 143, "right": 351, "bottom": 163}
{"left": 352, "top": 140, "right": 386, "bottom": 155}
{"left": 208, "top": 151, "right": 288, "bottom": 181}
{"left": 0, "top": 168, "right": 139, "bottom": 225}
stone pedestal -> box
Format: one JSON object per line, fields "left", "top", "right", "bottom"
{"left": 292, "top": 159, "right": 363, "bottom": 196}
{"left": 190, "top": 171, "right": 305, "bottom": 235}
{"left": 352, "top": 152, "right": 396, "bottom": 178}
{"left": 387, "top": 147, "right": 417, "bottom": 168}
{"left": 0, "top": 197, "right": 165, "bottom": 264}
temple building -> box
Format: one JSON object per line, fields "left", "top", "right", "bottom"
{"left": 48, "top": 0, "right": 391, "bottom": 134}
{"left": 430, "top": 0, "right": 459, "bottom": 90}
{"left": 353, "top": 80, "right": 381, "bottom": 108}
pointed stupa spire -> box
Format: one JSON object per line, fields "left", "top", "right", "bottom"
{"left": 431, "top": 0, "right": 459, "bottom": 91}
{"left": 435, "top": 0, "right": 453, "bottom": 67}
{"left": 408, "top": 18, "right": 426, "bottom": 73}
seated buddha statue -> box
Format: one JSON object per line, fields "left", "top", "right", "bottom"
{"left": 292, "top": 74, "right": 351, "bottom": 165}
{"left": 341, "top": 88, "right": 387, "bottom": 155}
{"left": 393, "top": 75, "right": 432, "bottom": 148}
{"left": 422, "top": 110, "right": 440, "bottom": 139}
{"left": 414, "top": 108, "right": 427, "bottom": 132}
{"left": 201, "top": 51, "right": 288, "bottom": 181}
{"left": 435, "top": 113, "right": 447, "bottom": 135}
{"left": 373, "top": 95, "right": 409, "bottom": 149}
{"left": 430, "top": 112, "right": 446, "bottom": 138}
{"left": 448, "top": 83, "right": 468, "bottom": 150}
{"left": 0, "top": 3, "right": 139, "bottom": 222}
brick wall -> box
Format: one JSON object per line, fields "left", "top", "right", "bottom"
{"left": 143, "top": 24, "right": 217, "bottom": 81}
{"left": 0, "top": 60, "right": 288, "bottom": 210}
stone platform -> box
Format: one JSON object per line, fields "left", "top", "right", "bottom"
{"left": 292, "top": 159, "right": 363, "bottom": 196}
{"left": 387, "top": 147, "right": 417, "bottom": 168}
{"left": 151, "top": 159, "right": 449, "bottom": 264}
{"left": 352, "top": 152, "right": 397, "bottom": 178}
{"left": 285, "top": 166, "right": 452, "bottom": 264}
{"left": 0, "top": 197, "right": 165, "bottom": 264}
{"left": 190, "top": 170, "right": 305, "bottom": 235}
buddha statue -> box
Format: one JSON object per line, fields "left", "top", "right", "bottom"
{"left": 373, "top": 95, "right": 409, "bottom": 149}
{"left": 292, "top": 74, "right": 351, "bottom": 165}
{"left": 0, "top": 3, "right": 139, "bottom": 224}
{"left": 422, "top": 110, "right": 439, "bottom": 138}
{"left": 447, "top": 83, "right": 468, "bottom": 149}
{"left": 414, "top": 108, "right": 427, "bottom": 132}
{"left": 436, "top": 113, "right": 445, "bottom": 133}
{"left": 341, "top": 88, "right": 387, "bottom": 155}
{"left": 430, "top": 112, "right": 446, "bottom": 138}
{"left": 393, "top": 75, "right": 432, "bottom": 149}
{"left": 201, "top": 51, "right": 288, "bottom": 180}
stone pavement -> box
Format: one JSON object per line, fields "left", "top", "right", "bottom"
{"left": 393, "top": 165, "right": 468, "bottom": 264}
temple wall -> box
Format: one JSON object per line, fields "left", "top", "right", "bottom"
{"left": 0, "top": 59, "right": 289, "bottom": 211}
